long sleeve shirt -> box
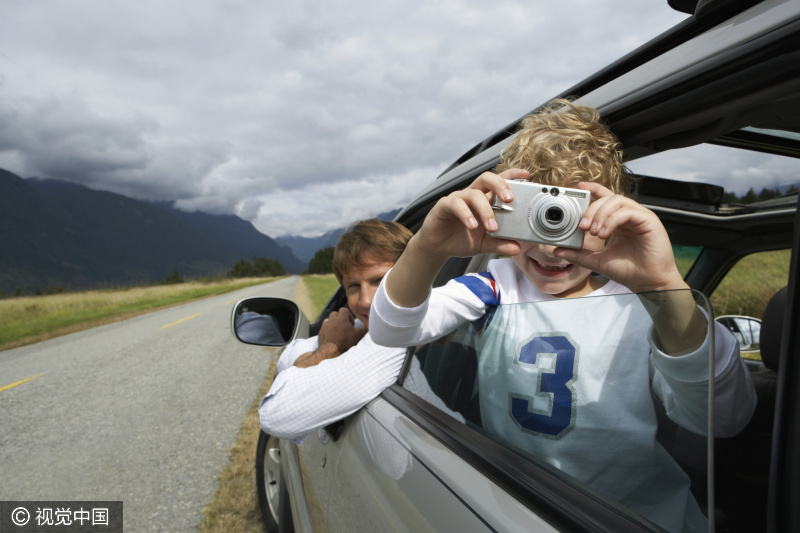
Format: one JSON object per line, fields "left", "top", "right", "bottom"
{"left": 258, "top": 329, "right": 407, "bottom": 444}
{"left": 369, "top": 258, "right": 757, "bottom": 532}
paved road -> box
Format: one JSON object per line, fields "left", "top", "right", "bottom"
{"left": 0, "top": 276, "right": 298, "bottom": 531}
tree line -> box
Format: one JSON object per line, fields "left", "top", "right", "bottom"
{"left": 228, "top": 246, "right": 336, "bottom": 278}
{"left": 3, "top": 246, "right": 341, "bottom": 298}
{"left": 724, "top": 184, "right": 797, "bottom": 204}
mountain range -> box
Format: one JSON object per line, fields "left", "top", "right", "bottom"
{"left": 276, "top": 208, "right": 402, "bottom": 263}
{"left": 0, "top": 168, "right": 312, "bottom": 294}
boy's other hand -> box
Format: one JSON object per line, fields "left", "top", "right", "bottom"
{"left": 553, "top": 182, "right": 687, "bottom": 294}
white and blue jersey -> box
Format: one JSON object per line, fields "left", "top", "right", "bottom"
{"left": 370, "top": 258, "right": 757, "bottom": 533}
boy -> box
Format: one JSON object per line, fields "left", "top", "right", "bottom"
{"left": 369, "top": 100, "right": 756, "bottom": 532}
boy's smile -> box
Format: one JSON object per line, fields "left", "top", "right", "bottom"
{"left": 531, "top": 259, "right": 574, "bottom": 274}
{"left": 512, "top": 232, "right": 606, "bottom": 298}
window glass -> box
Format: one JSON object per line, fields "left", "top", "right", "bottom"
{"left": 626, "top": 143, "right": 798, "bottom": 199}
{"left": 402, "top": 289, "right": 743, "bottom": 532}
{"left": 711, "top": 249, "right": 790, "bottom": 361}
{"left": 673, "top": 245, "right": 702, "bottom": 278}
{"left": 711, "top": 249, "right": 790, "bottom": 318}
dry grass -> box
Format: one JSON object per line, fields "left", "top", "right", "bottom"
{"left": 198, "top": 357, "right": 278, "bottom": 533}
{"left": 199, "top": 276, "right": 332, "bottom": 533}
{"left": 300, "top": 274, "right": 339, "bottom": 319}
{"left": 0, "top": 277, "right": 279, "bottom": 351}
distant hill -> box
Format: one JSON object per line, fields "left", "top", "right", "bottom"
{"left": 277, "top": 208, "right": 403, "bottom": 262}
{"left": 0, "top": 168, "right": 304, "bottom": 294}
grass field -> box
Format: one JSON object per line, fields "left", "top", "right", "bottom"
{"left": 301, "top": 274, "right": 341, "bottom": 320}
{"left": 673, "top": 246, "right": 790, "bottom": 319}
{"left": 0, "top": 277, "right": 285, "bottom": 351}
{"left": 710, "top": 249, "right": 791, "bottom": 319}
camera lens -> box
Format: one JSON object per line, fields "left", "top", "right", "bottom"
{"left": 545, "top": 207, "right": 563, "bottom": 224}
{"left": 550, "top": 187, "right": 559, "bottom": 196}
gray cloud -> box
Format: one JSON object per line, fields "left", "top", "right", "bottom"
{"left": 0, "top": 0, "right": 716, "bottom": 237}
{"left": 628, "top": 144, "right": 800, "bottom": 196}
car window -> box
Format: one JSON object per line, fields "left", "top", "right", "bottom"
{"left": 627, "top": 144, "right": 799, "bottom": 197}
{"left": 402, "top": 289, "right": 724, "bottom": 532}
{"left": 710, "top": 249, "right": 791, "bottom": 361}
{"left": 674, "top": 245, "right": 702, "bottom": 277}
{"left": 711, "top": 249, "right": 791, "bottom": 319}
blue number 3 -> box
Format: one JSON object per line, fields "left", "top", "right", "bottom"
{"left": 509, "top": 334, "right": 578, "bottom": 439}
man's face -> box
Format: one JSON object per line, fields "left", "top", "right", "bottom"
{"left": 341, "top": 258, "right": 394, "bottom": 328}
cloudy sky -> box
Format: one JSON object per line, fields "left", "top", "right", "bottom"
{"left": 0, "top": 1, "right": 793, "bottom": 238}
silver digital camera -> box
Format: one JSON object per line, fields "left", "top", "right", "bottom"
{"left": 491, "top": 181, "right": 590, "bottom": 249}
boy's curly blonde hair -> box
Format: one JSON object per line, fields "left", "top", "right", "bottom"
{"left": 495, "top": 99, "right": 634, "bottom": 196}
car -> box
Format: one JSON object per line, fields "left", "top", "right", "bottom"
{"left": 233, "top": 0, "right": 800, "bottom": 531}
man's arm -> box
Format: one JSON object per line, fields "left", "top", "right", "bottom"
{"left": 258, "top": 335, "right": 407, "bottom": 443}
{"left": 293, "top": 308, "right": 367, "bottom": 368}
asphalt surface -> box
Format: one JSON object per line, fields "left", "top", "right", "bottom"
{"left": 0, "top": 276, "right": 298, "bottom": 531}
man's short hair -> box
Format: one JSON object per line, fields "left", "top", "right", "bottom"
{"left": 332, "top": 218, "right": 413, "bottom": 283}
{"left": 495, "top": 99, "right": 634, "bottom": 197}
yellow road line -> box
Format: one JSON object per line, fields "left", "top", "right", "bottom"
{"left": 158, "top": 313, "right": 200, "bottom": 330}
{"left": 0, "top": 373, "right": 45, "bottom": 393}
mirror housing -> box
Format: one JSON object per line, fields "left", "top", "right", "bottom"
{"left": 231, "top": 297, "right": 310, "bottom": 346}
{"left": 715, "top": 315, "right": 762, "bottom": 354}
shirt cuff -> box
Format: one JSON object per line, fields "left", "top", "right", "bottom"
{"left": 648, "top": 323, "right": 711, "bottom": 382}
{"left": 372, "top": 272, "right": 431, "bottom": 328}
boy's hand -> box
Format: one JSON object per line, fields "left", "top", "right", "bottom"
{"left": 555, "top": 182, "right": 708, "bottom": 357}
{"left": 413, "top": 168, "right": 529, "bottom": 260}
{"left": 553, "top": 182, "right": 687, "bottom": 294}
{"left": 385, "top": 168, "right": 528, "bottom": 308}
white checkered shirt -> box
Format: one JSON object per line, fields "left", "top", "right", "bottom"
{"left": 258, "top": 330, "right": 408, "bottom": 444}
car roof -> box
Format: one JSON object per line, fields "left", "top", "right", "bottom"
{"left": 394, "top": 0, "right": 799, "bottom": 295}
{"left": 407, "top": 0, "right": 800, "bottom": 211}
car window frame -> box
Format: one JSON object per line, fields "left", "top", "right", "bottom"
{"left": 382, "top": 384, "right": 654, "bottom": 532}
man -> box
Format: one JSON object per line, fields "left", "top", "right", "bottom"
{"left": 258, "top": 218, "right": 413, "bottom": 443}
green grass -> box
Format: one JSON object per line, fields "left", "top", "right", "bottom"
{"left": 0, "top": 277, "right": 285, "bottom": 350}
{"left": 302, "top": 274, "right": 340, "bottom": 318}
{"left": 710, "top": 249, "right": 791, "bottom": 319}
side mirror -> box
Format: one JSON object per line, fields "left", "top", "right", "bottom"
{"left": 715, "top": 315, "right": 762, "bottom": 354}
{"left": 231, "top": 297, "right": 310, "bottom": 346}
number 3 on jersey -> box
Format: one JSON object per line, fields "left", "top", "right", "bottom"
{"left": 509, "top": 334, "right": 578, "bottom": 439}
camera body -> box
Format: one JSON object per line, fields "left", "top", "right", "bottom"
{"left": 491, "top": 181, "right": 590, "bottom": 249}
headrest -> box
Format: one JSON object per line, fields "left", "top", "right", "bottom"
{"left": 760, "top": 286, "right": 787, "bottom": 371}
